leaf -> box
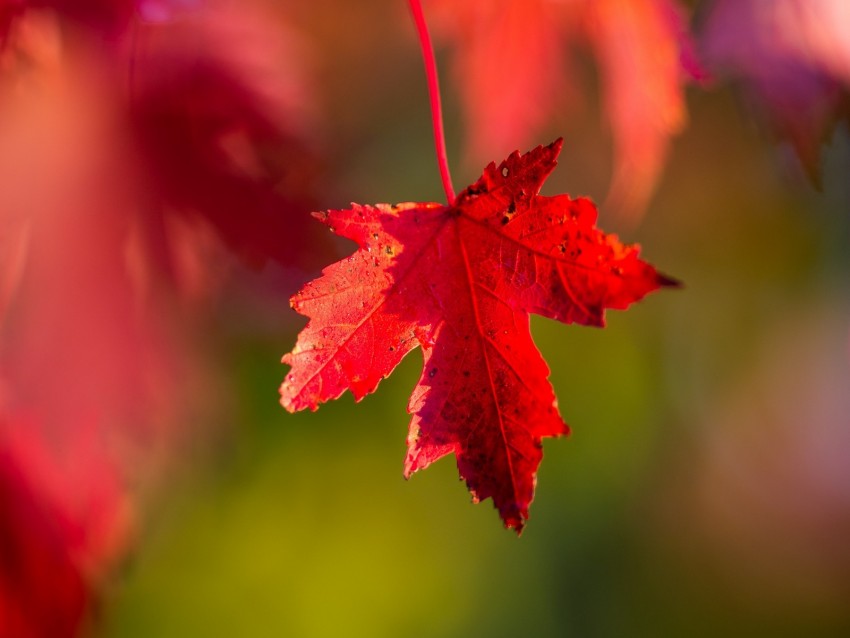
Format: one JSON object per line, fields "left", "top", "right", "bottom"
{"left": 587, "top": 0, "right": 704, "bottom": 217}
{"left": 701, "top": 0, "right": 850, "bottom": 176}
{"left": 0, "top": 415, "right": 133, "bottom": 638}
{"left": 280, "top": 140, "right": 675, "bottom": 532}
{"left": 0, "top": 0, "right": 323, "bottom": 274}
{"left": 128, "top": 0, "right": 326, "bottom": 270}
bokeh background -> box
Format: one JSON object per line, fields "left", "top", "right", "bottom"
{"left": 108, "top": 3, "right": 850, "bottom": 636}
{"left": 2, "top": 1, "right": 849, "bottom": 636}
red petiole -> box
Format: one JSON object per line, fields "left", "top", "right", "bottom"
{"left": 408, "top": 0, "right": 455, "bottom": 205}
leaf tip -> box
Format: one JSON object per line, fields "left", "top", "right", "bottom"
{"left": 657, "top": 272, "right": 683, "bottom": 288}
{"left": 502, "top": 509, "right": 527, "bottom": 536}
{"left": 279, "top": 386, "right": 320, "bottom": 414}
{"left": 278, "top": 389, "right": 298, "bottom": 414}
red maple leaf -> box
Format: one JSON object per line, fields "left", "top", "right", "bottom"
{"left": 281, "top": 140, "right": 675, "bottom": 532}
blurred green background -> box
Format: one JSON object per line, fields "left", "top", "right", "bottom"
{"left": 104, "top": 2, "right": 850, "bottom": 636}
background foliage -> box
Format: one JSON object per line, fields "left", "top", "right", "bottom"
{"left": 2, "top": 1, "right": 849, "bottom": 636}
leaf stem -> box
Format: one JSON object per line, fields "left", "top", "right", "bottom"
{"left": 408, "top": 0, "right": 455, "bottom": 204}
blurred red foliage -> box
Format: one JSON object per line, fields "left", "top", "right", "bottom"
{"left": 0, "top": 418, "right": 132, "bottom": 637}
{"left": 427, "top": 0, "right": 704, "bottom": 221}
{"left": 0, "top": 0, "right": 320, "bottom": 632}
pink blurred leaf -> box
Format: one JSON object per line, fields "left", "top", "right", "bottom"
{"left": 701, "top": 0, "right": 850, "bottom": 175}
